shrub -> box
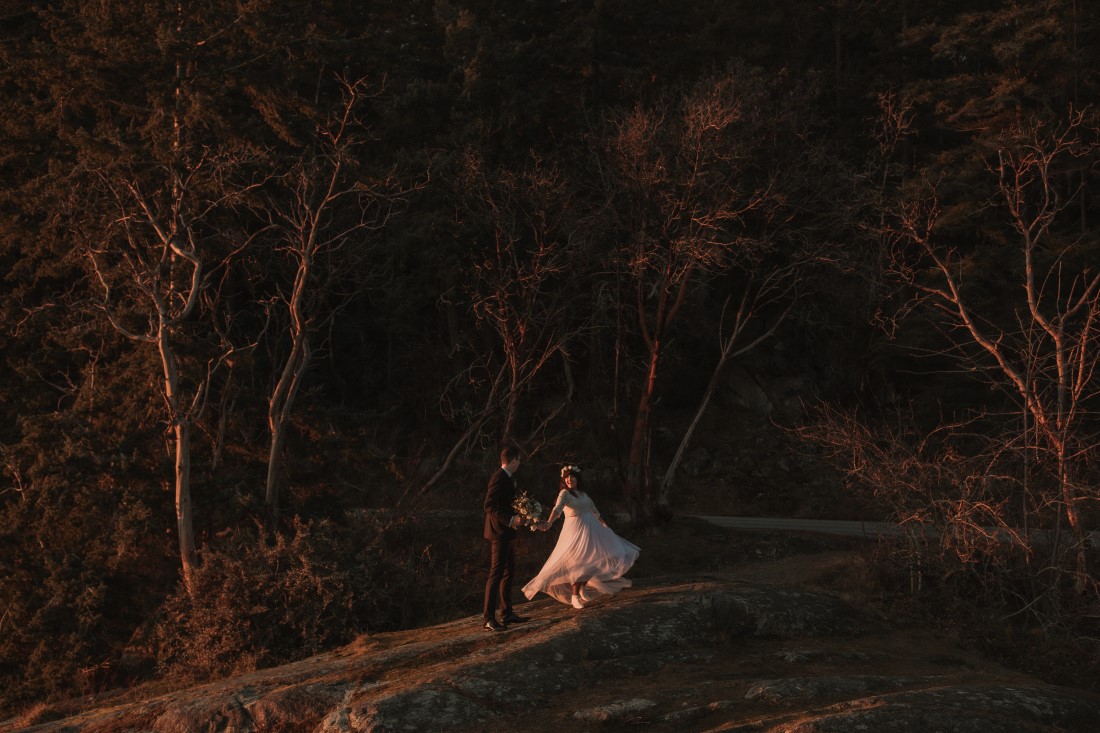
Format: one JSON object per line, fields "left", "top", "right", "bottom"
{"left": 154, "top": 516, "right": 381, "bottom": 679}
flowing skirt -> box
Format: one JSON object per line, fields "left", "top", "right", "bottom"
{"left": 522, "top": 512, "right": 640, "bottom": 605}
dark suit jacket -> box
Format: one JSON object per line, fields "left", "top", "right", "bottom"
{"left": 483, "top": 467, "right": 517, "bottom": 541}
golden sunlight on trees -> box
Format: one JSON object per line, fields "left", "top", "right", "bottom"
{"left": 6, "top": 0, "right": 1100, "bottom": 711}
{"left": 253, "top": 77, "right": 408, "bottom": 529}
{"left": 597, "top": 72, "right": 799, "bottom": 523}
{"left": 85, "top": 154, "right": 241, "bottom": 595}
{"left": 809, "top": 107, "right": 1100, "bottom": 615}
{"left": 893, "top": 111, "right": 1099, "bottom": 595}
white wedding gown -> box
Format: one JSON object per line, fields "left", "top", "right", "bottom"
{"left": 522, "top": 489, "right": 640, "bottom": 605}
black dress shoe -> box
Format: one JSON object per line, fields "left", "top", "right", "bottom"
{"left": 483, "top": 618, "right": 506, "bottom": 632}
{"left": 501, "top": 612, "right": 529, "bottom": 624}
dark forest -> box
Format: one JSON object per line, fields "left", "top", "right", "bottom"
{"left": 2, "top": 0, "right": 1099, "bottom": 712}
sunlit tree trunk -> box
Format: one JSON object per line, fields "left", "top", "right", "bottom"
{"left": 90, "top": 176, "right": 209, "bottom": 594}
{"left": 158, "top": 307, "right": 198, "bottom": 590}
{"left": 658, "top": 281, "right": 796, "bottom": 510}
{"left": 265, "top": 244, "right": 312, "bottom": 526}
{"left": 258, "top": 78, "right": 403, "bottom": 528}
{"left": 266, "top": 332, "right": 308, "bottom": 525}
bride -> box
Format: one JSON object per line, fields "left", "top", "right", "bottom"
{"left": 523, "top": 465, "right": 640, "bottom": 609}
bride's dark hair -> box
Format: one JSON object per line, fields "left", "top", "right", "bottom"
{"left": 559, "top": 464, "right": 581, "bottom": 493}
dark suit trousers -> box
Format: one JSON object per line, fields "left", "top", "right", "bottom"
{"left": 483, "top": 536, "right": 515, "bottom": 620}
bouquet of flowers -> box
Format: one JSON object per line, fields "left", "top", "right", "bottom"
{"left": 512, "top": 490, "right": 543, "bottom": 530}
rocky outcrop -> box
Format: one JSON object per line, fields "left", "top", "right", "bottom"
{"left": 6, "top": 577, "right": 1099, "bottom": 732}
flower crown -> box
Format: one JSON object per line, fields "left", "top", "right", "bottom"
{"left": 560, "top": 464, "right": 581, "bottom": 478}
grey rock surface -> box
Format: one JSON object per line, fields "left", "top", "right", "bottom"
{"left": 5, "top": 578, "right": 1098, "bottom": 733}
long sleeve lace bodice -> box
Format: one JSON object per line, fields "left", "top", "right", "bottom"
{"left": 545, "top": 489, "right": 600, "bottom": 526}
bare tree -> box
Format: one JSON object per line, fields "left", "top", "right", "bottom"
{"left": 87, "top": 155, "right": 231, "bottom": 593}
{"left": 376, "top": 150, "right": 584, "bottom": 530}
{"left": 79, "top": 6, "right": 265, "bottom": 592}
{"left": 598, "top": 75, "right": 775, "bottom": 523}
{"left": 658, "top": 265, "right": 799, "bottom": 509}
{"left": 889, "top": 110, "right": 1100, "bottom": 593}
{"left": 459, "top": 149, "right": 583, "bottom": 449}
{"left": 799, "top": 404, "right": 1032, "bottom": 597}
{"left": 256, "top": 77, "right": 405, "bottom": 528}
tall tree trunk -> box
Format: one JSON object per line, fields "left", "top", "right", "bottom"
{"left": 624, "top": 343, "right": 660, "bottom": 523}
{"left": 265, "top": 418, "right": 288, "bottom": 527}
{"left": 175, "top": 420, "right": 196, "bottom": 592}
{"left": 159, "top": 322, "right": 197, "bottom": 593}
{"left": 658, "top": 358, "right": 721, "bottom": 512}
{"left": 659, "top": 291, "right": 793, "bottom": 510}
{"left": 502, "top": 370, "right": 519, "bottom": 447}
{"left": 211, "top": 374, "right": 234, "bottom": 472}
{"left": 266, "top": 333, "right": 309, "bottom": 529}
{"left": 1057, "top": 446, "right": 1088, "bottom": 593}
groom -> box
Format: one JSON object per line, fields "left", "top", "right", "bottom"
{"left": 482, "top": 445, "right": 529, "bottom": 631}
